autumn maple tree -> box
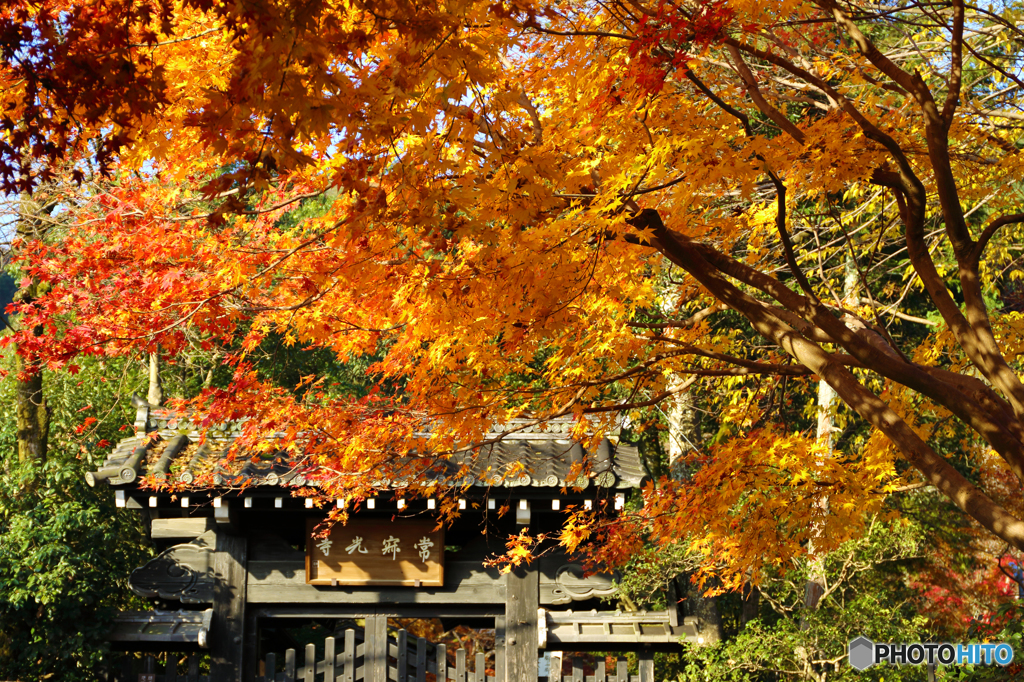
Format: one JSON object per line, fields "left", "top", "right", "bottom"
{"left": 5, "top": 0, "right": 1024, "bottom": 579}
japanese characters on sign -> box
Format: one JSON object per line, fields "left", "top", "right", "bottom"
{"left": 306, "top": 518, "right": 444, "bottom": 586}
{"left": 416, "top": 536, "right": 434, "bottom": 562}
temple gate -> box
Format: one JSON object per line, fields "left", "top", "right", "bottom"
{"left": 90, "top": 400, "right": 698, "bottom": 681}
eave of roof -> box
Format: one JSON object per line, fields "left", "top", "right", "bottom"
{"left": 87, "top": 402, "right": 649, "bottom": 492}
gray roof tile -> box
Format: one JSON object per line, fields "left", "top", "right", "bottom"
{"left": 89, "top": 403, "right": 648, "bottom": 491}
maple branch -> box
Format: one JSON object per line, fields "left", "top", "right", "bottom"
{"left": 567, "top": 349, "right": 694, "bottom": 387}
{"left": 630, "top": 207, "right": 1024, "bottom": 501}
{"left": 649, "top": 336, "right": 861, "bottom": 375}
{"left": 970, "top": 212, "right": 1024, "bottom": 267}
{"left": 682, "top": 251, "right": 1024, "bottom": 551}
{"left": 815, "top": 1, "right": 1001, "bottom": 350}
{"left": 625, "top": 171, "right": 746, "bottom": 196}
{"left": 878, "top": 182, "right": 974, "bottom": 342}
{"left": 165, "top": 190, "right": 325, "bottom": 221}
{"left": 628, "top": 303, "right": 727, "bottom": 328}
{"left": 952, "top": 252, "right": 1024, "bottom": 421}
{"left": 129, "top": 26, "right": 224, "bottom": 48}
{"left": 672, "top": 366, "right": 808, "bottom": 377}
{"left": 524, "top": 26, "right": 636, "bottom": 40}
{"left": 725, "top": 45, "right": 806, "bottom": 144}
{"left": 811, "top": 219, "right": 844, "bottom": 307}
{"left": 839, "top": 54, "right": 910, "bottom": 97}
{"left": 813, "top": 0, "right": 922, "bottom": 97}
{"left": 617, "top": 0, "right": 658, "bottom": 18}
{"left": 724, "top": 37, "right": 918, "bottom": 180}
{"left": 890, "top": 481, "right": 930, "bottom": 493}
{"left": 972, "top": 108, "right": 1024, "bottom": 121}
{"left": 679, "top": 64, "right": 751, "bottom": 135}
{"left": 858, "top": 120, "right": 1024, "bottom": 421}
{"left": 942, "top": 0, "right": 966, "bottom": 124}
{"left": 517, "top": 91, "right": 543, "bottom": 146}
{"left": 995, "top": 546, "right": 1024, "bottom": 591}
{"left": 825, "top": 196, "right": 910, "bottom": 362}
{"left": 699, "top": 234, "right": 1024, "bottom": 478}
{"left": 717, "top": 38, "right": 989, "bottom": 368}
{"left": 683, "top": 60, "right": 821, "bottom": 314}
{"left": 961, "top": 43, "right": 1024, "bottom": 94}
{"left": 767, "top": 172, "right": 816, "bottom": 300}
{"left": 857, "top": 300, "right": 937, "bottom": 327}
{"left": 126, "top": 225, "right": 336, "bottom": 343}
{"left": 581, "top": 376, "right": 698, "bottom": 414}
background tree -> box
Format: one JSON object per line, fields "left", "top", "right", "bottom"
{"left": 0, "top": 355, "right": 153, "bottom": 680}
{"left": 9, "top": 192, "right": 54, "bottom": 464}
{"left": 4, "top": 0, "right": 1024, "bottom": 597}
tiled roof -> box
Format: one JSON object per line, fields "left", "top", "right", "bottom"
{"left": 86, "top": 400, "right": 649, "bottom": 491}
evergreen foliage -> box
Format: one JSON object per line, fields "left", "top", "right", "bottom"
{"left": 0, "top": 356, "right": 150, "bottom": 680}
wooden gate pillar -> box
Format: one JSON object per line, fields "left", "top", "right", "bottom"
{"left": 505, "top": 566, "right": 539, "bottom": 681}
{"left": 494, "top": 616, "right": 507, "bottom": 682}
{"left": 365, "top": 614, "right": 389, "bottom": 682}
{"left": 210, "top": 530, "right": 248, "bottom": 682}
{"left": 243, "top": 609, "right": 260, "bottom": 682}
{"left": 639, "top": 651, "right": 654, "bottom": 682}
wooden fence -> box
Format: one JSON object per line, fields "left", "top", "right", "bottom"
{"left": 255, "top": 628, "right": 647, "bottom": 682}
{"left": 103, "top": 632, "right": 647, "bottom": 682}
{"left": 548, "top": 653, "right": 649, "bottom": 682}
{"left": 257, "top": 627, "right": 500, "bottom": 682}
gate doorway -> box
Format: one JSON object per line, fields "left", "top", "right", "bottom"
{"left": 254, "top": 614, "right": 501, "bottom": 682}
{"left": 253, "top": 615, "right": 652, "bottom": 682}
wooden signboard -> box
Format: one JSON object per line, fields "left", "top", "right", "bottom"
{"left": 306, "top": 518, "right": 444, "bottom": 586}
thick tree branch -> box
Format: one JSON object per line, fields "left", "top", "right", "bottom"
{"left": 725, "top": 45, "right": 807, "bottom": 144}
{"left": 649, "top": 335, "right": 862, "bottom": 374}
{"left": 628, "top": 208, "right": 1024, "bottom": 486}
{"left": 634, "top": 207, "right": 1024, "bottom": 550}
{"left": 814, "top": 0, "right": 925, "bottom": 100}
{"left": 811, "top": 2, "right": 1021, "bottom": 403}
{"left": 942, "top": 0, "right": 966, "bottom": 123}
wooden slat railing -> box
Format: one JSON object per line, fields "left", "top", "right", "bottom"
{"left": 258, "top": 629, "right": 363, "bottom": 681}
{"left": 259, "top": 628, "right": 506, "bottom": 682}
{"left": 106, "top": 646, "right": 644, "bottom": 682}
{"left": 547, "top": 653, "right": 644, "bottom": 682}
{"left": 258, "top": 634, "right": 645, "bottom": 682}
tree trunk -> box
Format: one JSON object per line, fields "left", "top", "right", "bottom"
{"left": 666, "top": 383, "right": 700, "bottom": 477}
{"left": 804, "top": 257, "right": 857, "bottom": 619}
{"left": 741, "top": 585, "right": 760, "bottom": 627}
{"left": 666, "top": 381, "right": 723, "bottom": 644}
{"left": 15, "top": 349, "right": 49, "bottom": 464}
{"left": 148, "top": 352, "right": 164, "bottom": 406}
{"left": 687, "top": 576, "right": 724, "bottom": 644}
{"left": 12, "top": 194, "right": 51, "bottom": 464}
{"left": 803, "top": 376, "right": 836, "bottom": 614}
{"left": 802, "top": 375, "right": 834, "bottom": 617}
